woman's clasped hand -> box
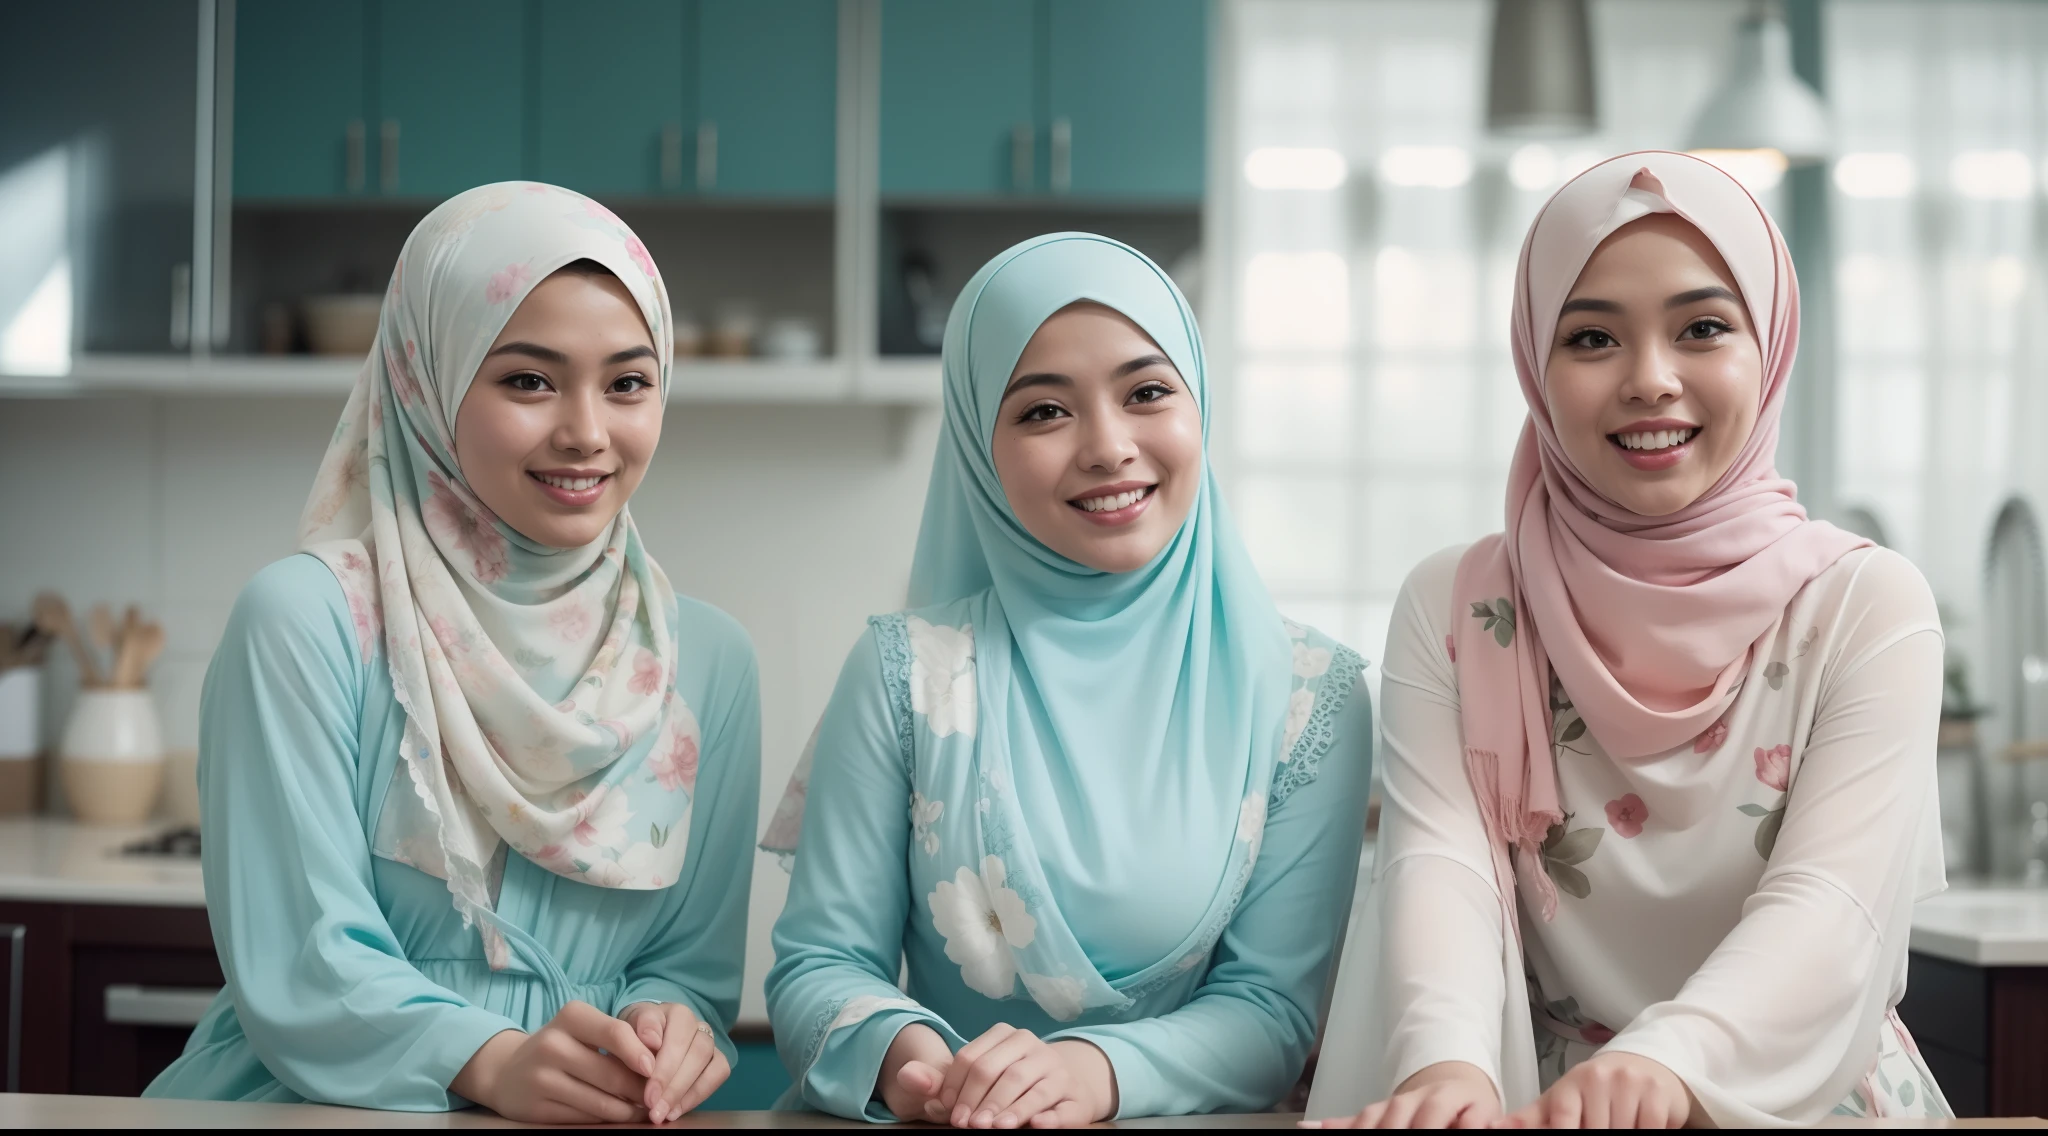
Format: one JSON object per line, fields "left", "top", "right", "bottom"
{"left": 880, "top": 1023, "right": 1115, "bottom": 1128}
{"left": 449, "top": 1000, "right": 730, "bottom": 1126}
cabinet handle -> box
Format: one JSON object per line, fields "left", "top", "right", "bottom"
{"left": 0, "top": 923, "right": 22, "bottom": 1093}
{"left": 104, "top": 984, "right": 220, "bottom": 1028}
{"left": 696, "top": 121, "right": 717, "bottom": 192}
{"left": 170, "top": 263, "right": 192, "bottom": 349}
{"left": 380, "top": 119, "right": 400, "bottom": 194}
{"left": 1050, "top": 117, "right": 1072, "bottom": 195}
{"left": 345, "top": 119, "right": 365, "bottom": 194}
{"left": 1011, "top": 122, "right": 1034, "bottom": 192}
{"left": 661, "top": 123, "right": 684, "bottom": 191}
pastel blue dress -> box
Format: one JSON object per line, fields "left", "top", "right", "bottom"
{"left": 761, "top": 234, "right": 1375, "bottom": 1121}
{"left": 144, "top": 554, "right": 760, "bottom": 1109}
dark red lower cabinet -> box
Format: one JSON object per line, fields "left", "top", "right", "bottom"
{"left": 0, "top": 901, "right": 219, "bottom": 1096}
{"left": 1899, "top": 951, "right": 2048, "bottom": 1118}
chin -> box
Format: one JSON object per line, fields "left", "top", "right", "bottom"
{"left": 516, "top": 517, "right": 611, "bottom": 551}
{"left": 1064, "top": 533, "right": 1171, "bottom": 574}
{"left": 1615, "top": 488, "right": 1701, "bottom": 518}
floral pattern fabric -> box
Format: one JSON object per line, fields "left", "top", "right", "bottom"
{"left": 299, "top": 183, "right": 695, "bottom": 966}
{"left": 868, "top": 601, "right": 1357, "bottom": 1024}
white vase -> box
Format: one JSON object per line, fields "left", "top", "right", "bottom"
{"left": 59, "top": 689, "right": 164, "bottom": 825}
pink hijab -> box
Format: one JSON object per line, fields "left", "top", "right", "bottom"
{"left": 1453, "top": 151, "right": 1868, "bottom": 926}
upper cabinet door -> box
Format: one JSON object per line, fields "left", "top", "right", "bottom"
{"left": 696, "top": 0, "right": 837, "bottom": 199}
{"left": 234, "top": 1, "right": 368, "bottom": 199}
{"left": 1045, "top": 0, "right": 1206, "bottom": 200}
{"left": 534, "top": 0, "right": 693, "bottom": 197}
{"left": 374, "top": 0, "right": 527, "bottom": 198}
{"left": 878, "top": 0, "right": 1036, "bottom": 197}
{"left": 0, "top": 0, "right": 198, "bottom": 354}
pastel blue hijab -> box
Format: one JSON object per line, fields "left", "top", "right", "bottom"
{"left": 915, "top": 233, "right": 1295, "bottom": 979}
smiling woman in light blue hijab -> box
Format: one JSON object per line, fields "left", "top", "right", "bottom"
{"left": 761, "top": 234, "right": 1373, "bottom": 1126}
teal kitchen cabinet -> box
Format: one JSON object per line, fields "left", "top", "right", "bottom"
{"left": 531, "top": 0, "right": 839, "bottom": 199}
{"left": 697, "top": 0, "right": 839, "bottom": 198}
{"left": 233, "top": 1, "right": 369, "bottom": 198}
{"left": 1045, "top": 0, "right": 1206, "bottom": 200}
{"left": 878, "top": 0, "right": 1037, "bottom": 196}
{"left": 879, "top": 0, "right": 1206, "bottom": 201}
{"left": 534, "top": 0, "right": 694, "bottom": 195}
{"left": 0, "top": 0, "right": 200, "bottom": 352}
{"left": 375, "top": 0, "right": 528, "bottom": 197}
{"left": 235, "top": 0, "right": 526, "bottom": 200}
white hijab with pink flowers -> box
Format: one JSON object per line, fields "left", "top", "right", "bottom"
{"left": 297, "top": 182, "right": 698, "bottom": 967}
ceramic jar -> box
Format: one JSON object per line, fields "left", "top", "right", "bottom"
{"left": 59, "top": 689, "right": 164, "bottom": 824}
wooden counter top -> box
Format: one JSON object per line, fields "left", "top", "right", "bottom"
{"left": 0, "top": 1094, "right": 2040, "bottom": 1128}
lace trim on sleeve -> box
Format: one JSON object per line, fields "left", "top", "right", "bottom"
{"left": 1271, "top": 641, "right": 1368, "bottom": 810}
{"left": 868, "top": 613, "right": 917, "bottom": 779}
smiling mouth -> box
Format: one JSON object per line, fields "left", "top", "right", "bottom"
{"left": 530, "top": 471, "right": 610, "bottom": 491}
{"left": 528, "top": 470, "right": 613, "bottom": 506}
{"left": 1067, "top": 484, "right": 1157, "bottom": 527}
{"left": 1072, "top": 485, "right": 1154, "bottom": 513}
{"left": 1610, "top": 427, "right": 1699, "bottom": 452}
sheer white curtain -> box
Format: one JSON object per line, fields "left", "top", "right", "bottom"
{"left": 1828, "top": 0, "right": 2048, "bottom": 604}
{"left": 1827, "top": 0, "right": 2048, "bottom": 877}
{"left": 1215, "top": 0, "right": 1753, "bottom": 660}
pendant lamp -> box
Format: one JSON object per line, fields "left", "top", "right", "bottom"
{"left": 1485, "top": 0, "right": 1599, "bottom": 137}
{"left": 1687, "top": 0, "right": 1830, "bottom": 186}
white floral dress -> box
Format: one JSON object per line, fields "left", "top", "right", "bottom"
{"left": 762, "top": 593, "right": 1375, "bottom": 1121}
{"left": 1310, "top": 544, "right": 1952, "bottom": 1127}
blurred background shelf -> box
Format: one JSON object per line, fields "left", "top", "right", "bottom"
{"left": 0, "top": 354, "right": 938, "bottom": 404}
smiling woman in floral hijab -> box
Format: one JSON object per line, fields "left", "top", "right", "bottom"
{"left": 145, "top": 183, "right": 760, "bottom": 1126}
{"left": 760, "top": 234, "right": 1373, "bottom": 1127}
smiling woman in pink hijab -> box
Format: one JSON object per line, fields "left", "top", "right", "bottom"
{"left": 1304, "top": 152, "right": 1950, "bottom": 1128}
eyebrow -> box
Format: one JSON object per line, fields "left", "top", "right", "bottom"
{"left": 1000, "top": 353, "right": 1173, "bottom": 399}
{"left": 1665, "top": 285, "right": 1740, "bottom": 309}
{"left": 1558, "top": 286, "right": 1742, "bottom": 319}
{"left": 485, "top": 341, "right": 657, "bottom": 366}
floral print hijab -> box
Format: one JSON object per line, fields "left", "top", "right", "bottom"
{"left": 298, "top": 182, "right": 698, "bottom": 967}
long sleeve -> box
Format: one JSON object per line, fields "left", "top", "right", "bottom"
{"left": 1050, "top": 672, "right": 1374, "bottom": 1118}
{"left": 765, "top": 627, "right": 963, "bottom": 1121}
{"left": 189, "top": 556, "right": 516, "bottom": 1109}
{"left": 614, "top": 613, "right": 762, "bottom": 1068}
{"left": 1604, "top": 550, "right": 1946, "bottom": 1127}
{"left": 1312, "top": 545, "right": 1518, "bottom": 1116}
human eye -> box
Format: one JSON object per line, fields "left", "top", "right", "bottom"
{"left": 609, "top": 372, "right": 655, "bottom": 395}
{"left": 1562, "top": 327, "right": 1618, "bottom": 350}
{"left": 1679, "top": 317, "right": 1733, "bottom": 342}
{"left": 499, "top": 371, "right": 553, "bottom": 393}
{"left": 1015, "top": 401, "right": 1069, "bottom": 424}
{"left": 1128, "top": 380, "right": 1176, "bottom": 405}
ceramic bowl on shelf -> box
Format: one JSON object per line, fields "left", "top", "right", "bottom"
{"left": 760, "top": 317, "right": 821, "bottom": 361}
{"left": 301, "top": 294, "right": 384, "bottom": 357}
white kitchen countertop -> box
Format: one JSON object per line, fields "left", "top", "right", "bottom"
{"left": 1908, "top": 880, "right": 2048, "bottom": 967}
{"left": 2, "top": 817, "right": 2047, "bottom": 971}
{"left": 0, "top": 816, "right": 204, "bottom": 907}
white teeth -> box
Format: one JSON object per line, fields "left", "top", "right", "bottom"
{"left": 1077, "top": 488, "right": 1148, "bottom": 513}
{"left": 536, "top": 473, "right": 606, "bottom": 491}
{"left": 1616, "top": 428, "right": 1698, "bottom": 451}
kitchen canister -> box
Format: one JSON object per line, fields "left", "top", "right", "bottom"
{"left": 0, "top": 666, "right": 39, "bottom": 815}
{"left": 59, "top": 688, "right": 164, "bottom": 824}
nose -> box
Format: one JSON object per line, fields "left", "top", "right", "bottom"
{"left": 552, "top": 386, "right": 608, "bottom": 457}
{"left": 1074, "top": 405, "right": 1140, "bottom": 475}
{"left": 1619, "top": 340, "right": 1684, "bottom": 407}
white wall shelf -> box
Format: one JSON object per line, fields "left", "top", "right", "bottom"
{"left": 0, "top": 354, "right": 939, "bottom": 405}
